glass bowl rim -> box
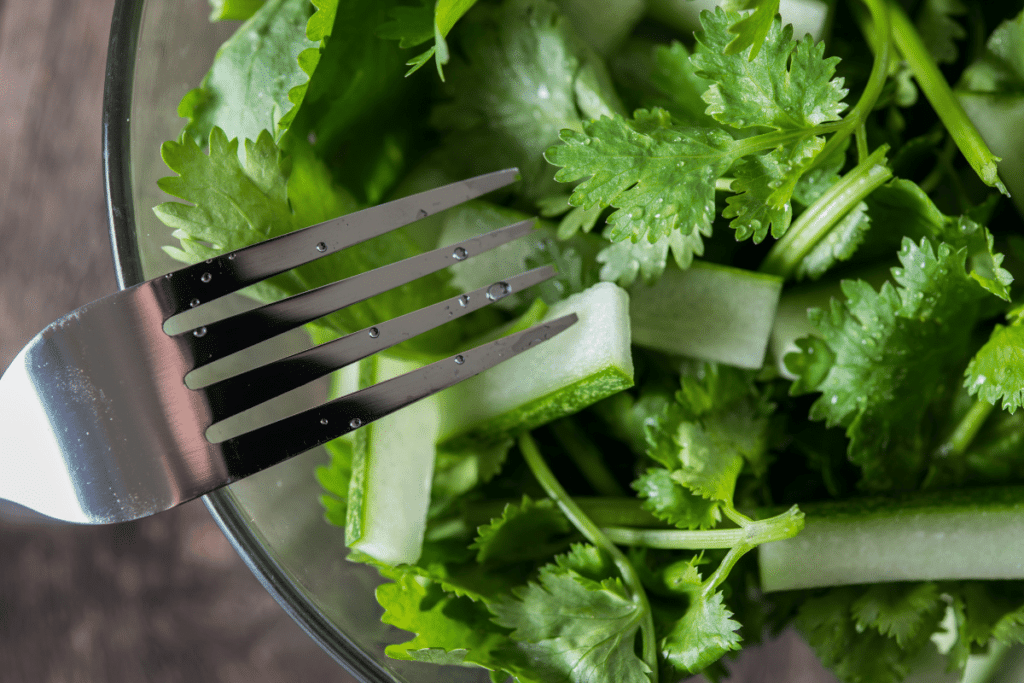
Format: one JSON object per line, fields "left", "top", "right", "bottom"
{"left": 99, "top": 2, "right": 395, "bottom": 680}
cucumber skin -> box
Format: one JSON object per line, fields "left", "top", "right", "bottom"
{"left": 758, "top": 486, "right": 1024, "bottom": 592}
{"left": 440, "top": 363, "right": 634, "bottom": 451}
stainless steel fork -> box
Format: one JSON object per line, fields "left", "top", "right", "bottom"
{"left": 0, "top": 169, "right": 575, "bottom": 525}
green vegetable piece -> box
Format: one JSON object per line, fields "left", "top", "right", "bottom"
{"left": 632, "top": 468, "right": 721, "bottom": 530}
{"left": 490, "top": 544, "right": 653, "bottom": 683}
{"left": 596, "top": 225, "right": 708, "bottom": 287}
{"left": 547, "top": 108, "right": 734, "bottom": 246}
{"left": 786, "top": 237, "right": 994, "bottom": 491}
{"left": 208, "top": 0, "right": 266, "bottom": 21}
{"left": 660, "top": 588, "right": 742, "bottom": 675}
{"left": 850, "top": 583, "right": 944, "bottom": 648}
{"left": 629, "top": 261, "right": 783, "bottom": 370}
{"left": 179, "top": 0, "right": 326, "bottom": 145}
{"left": 470, "top": 496, "right": 573, "bottom": 564}
{"left": 691, "top": 7, "right": 847, "bottom": 132}
{"left": 378, "top": 0, "right": 479, "bottom": 79}
{"left": 722, "top": 0, "right": 780, "bottom": 59}
{"left": 965, "top": 322, "right": 1024, "bottom": 415}
{"left": 434, "top": 0, "right": 623, "bottom": 202}
{"left": 758, "top": 487, "right": 1024, "bottom": 592}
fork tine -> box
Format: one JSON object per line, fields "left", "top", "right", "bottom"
{"left": 216, "top": 314, "right": 578, "bottom": 481}
{"left": 199, "top": 265, "right": 557, "bottom": 422}
{"left": 160, "top": 169, "right": 520, "bottom": 316}
{"left": 182, "top": 219, "right": 536, "bottom": 367}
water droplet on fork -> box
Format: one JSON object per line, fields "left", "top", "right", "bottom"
{"left": 316, "top": 242, "right": 327, "bottom": 252}
{"left": 417, "top": 209, "right": 429, "bottom": 219}
{"left": 454, "top": 355, "right": 465, "bottom": 365}
{"left": 486, "top": 282, "right": 511, "bottom": 301}
{"left": 205, "top": 259, "right": 213, "bottom": 265}
{"left": 458, "top": 295, "right": 470, "bottom": 307}
{"left": 452, "top": 246, "right": 468, "bottom": 260}
{"left": 200, "top": 272, "right": 212, "bottom": 283}
{"left": 349, "top": 417, "right": 362, "bottom": 429}
{"left": 193, "top": 327, "right": 207, "bottom": 338}
{"left": 190, "top": 298, "right": 200, "bottom": 308}
{"left": 320, "top": 418, "right": 329, "bottom": 426}
{"left": 227, "top": 253, "right": 236, "bottom": 260}
{"left": 368, "top": 327, "right": 380, "bottom": 338}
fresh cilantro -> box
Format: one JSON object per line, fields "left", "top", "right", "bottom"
{"left": 377, "top": 0, "right": 478, "bottom": 79}
{"left": 660, "top": 587, "right": 742, "bottom": 677}
{"left": 490, "top": 544, "right": 653, "bottom": 683}
{"left": 787, "top": 237, "right": 999, "bottom": 490}
{"left": 179, "top": 0, "right": 328, "bottom": 145}
{"left": 691, "top": 7, "right": 847, "bottom": 132}
{"left": 965, "top": 320, "right": 1024, "bottom": 415}
{"left": 470, "top": 496, "right": 573, "bottom": 564}
{"left": 155, "top": 127, "right": 457, "bottom": 350}
{"left": 720, "top": 0, "right": 780, "bottom": 59}
{"left": 433, "top": 0, "right": 624, "bottom": 202}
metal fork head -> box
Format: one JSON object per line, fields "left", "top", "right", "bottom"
{"left": 0, "top": 170, "right": 576, "bottom": 524}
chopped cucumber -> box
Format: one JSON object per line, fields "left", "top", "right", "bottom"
{"left": 630, "top": 261, "right": 783, "bottom": 370}
{"left": 438, "top": 281, "right": 634, "bottom": 448}
{"left": 346, "top": 355, "right": 441, "bottom": 566}
{"left": 758, "top": 486, "right": 1024, "bottom": 592}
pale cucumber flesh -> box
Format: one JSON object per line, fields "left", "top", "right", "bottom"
{"left": 630, "top": 262, "right": 782, "bottom": 370}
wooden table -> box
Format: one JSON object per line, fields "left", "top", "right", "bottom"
{"left": 0, "top": 1, "right": 835, "bottom": 681}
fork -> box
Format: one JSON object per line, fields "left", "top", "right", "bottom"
{"left": 0, "top": 169, "right": 575, "bottom": 525}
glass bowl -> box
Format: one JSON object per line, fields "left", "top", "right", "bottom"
{"left": 101, "top": 1, "right": 487, "bottom": 681}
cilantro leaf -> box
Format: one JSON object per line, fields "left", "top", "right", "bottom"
{"left": 378, "top": 0, "right": 479, "bottom": 79}
{"left": 547, "top": 108, "right": 734, "bottom": 245}
{"left": 315, "top": 437, "right": 353, "bottom": 526}
{"left": 786, "top": 238, "right": 993, "bottom": 490}
{"left": 850, "top": 583, "right": 944, "bottom": 648}
{"left": 433, "top": 0, "right": 623, "bottom": 202}
{"left": 721, "top": 0, "right": 780, "bottom": 59}
{"left": 660, "top": 588, "right": 742, "bottom": 676}
{"left": 691, "top": 7, "right": 847, "bottom": 132}
{"left": 916, "top": 0, "right": 967, "bottom": 65}
{"left": 796, "top": 586, "right": 940, "bottom": 683}
{"left": 865, "top": 179, "right": 1013, "bottom": 301}
{"left": 632, "top": 468, "right": 722, "bottom": 531}
{"left": 155, "top": 128, "right": 456, "bottom": 348}
{"left": 179, "top": 0, "right": 326, "bottom": 145}
{"left": 470, "top": 496, "right": 573, "bottom": 564}
{"left": 596, "top": 223, "right": 708, "bottom": 287}
{"left": 724, "top": 136, "right": 825, "bottom": 242}
{"left": 965, "top": 321, "right": 1024, "bottom": 414}
{"left": 490, "top": 544, "right": 653, "bottom": 683}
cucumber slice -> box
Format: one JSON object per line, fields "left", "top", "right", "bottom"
{"left": 346, "top": 355, "right": 441, "bottom": 566}
{"left": 630, "top": 262, "right": 783, "bottom": 370}
{"left": 758, "top": 487, "right": 1024, "bottom": 592}
{"left": 437, "top": 281, "right": 634, "bottom": 448}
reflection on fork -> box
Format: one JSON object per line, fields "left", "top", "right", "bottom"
{"left": 0, "top": 169, "right": 575, "bottom": 524}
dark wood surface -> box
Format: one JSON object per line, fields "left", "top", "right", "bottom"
{"left": 0, "top": 1, "right": 349, "bottom": 680}
{"left": 0, "top": 2, "right": 836, "bottom": 681}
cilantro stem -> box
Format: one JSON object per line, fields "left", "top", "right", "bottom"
{"left": 887, "top": 1, "right": 1008, "bottom": 196}
{"left": 813, "top": 0, "right": 891, "bottom": 169}
{"left": 519, "top": 433, "right": 658, "bottom": 681}
{"left": 941, "top": 399, "right": 996, "bottom": 459}
{"left": 600, "top": 505, "right": 804, "bottom": 551}
{"left": 760, "top": 145, "right": 892, "bottom": 278}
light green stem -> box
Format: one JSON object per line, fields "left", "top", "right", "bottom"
{"left": 812, "top": 0, "right": 892, "bottom": 169}
{"left": 944, "top": 400, "right": 996, "bottom": 458}
{"left": 601, "top": 505, "right": 804, "bottom": 551}
{"left": 519, "top": 434, "right": 658, "bottom": 681}
{"left": 888, "top": 1, "right": 1008, "bottom": 195}
{"left": 760, "top": 145, "right": 892, "bottom": 278}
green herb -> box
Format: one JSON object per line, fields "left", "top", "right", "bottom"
{"left": 157, "top": 1, "right": 1024, "bottom": 681}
